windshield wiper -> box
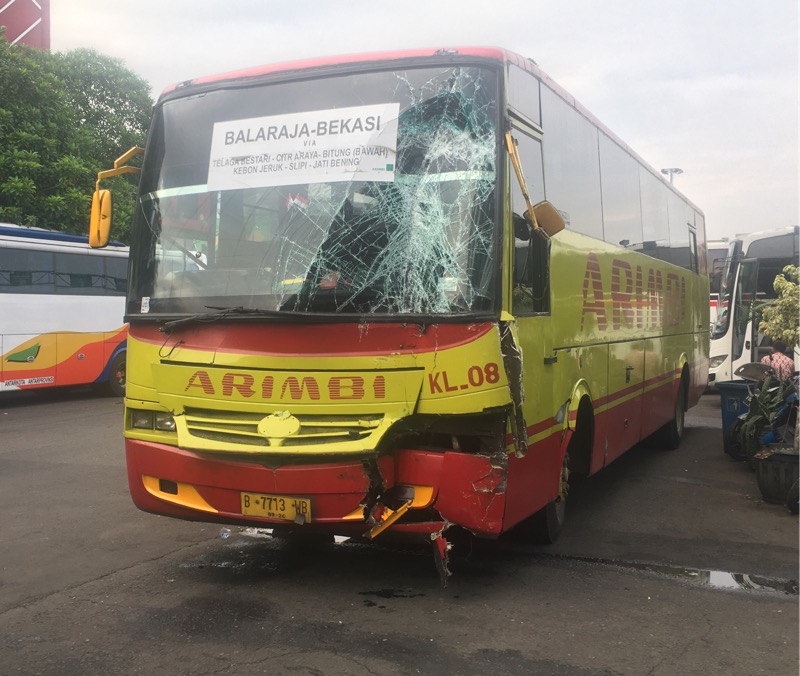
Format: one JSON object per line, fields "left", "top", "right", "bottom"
{"left": 159, "top": 305, "right": 286, "bottom": 334}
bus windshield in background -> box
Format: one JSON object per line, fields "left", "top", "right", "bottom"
{"left": 707, "top": 246, "right": 729, "bottom": 295}
{"left": 730, "top": 258, "right": 758, "bottom": 361}
{"left": 711, "top": 242, "right": 740, "bottom": 339}
{"left": 129, "top": 66, "right": 499, "bottom": 318}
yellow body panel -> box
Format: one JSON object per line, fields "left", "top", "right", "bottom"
{"left": 125, "top": 326, "right": 512, "bottom": 455}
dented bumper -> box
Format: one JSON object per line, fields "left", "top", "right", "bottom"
{"left": 126, "top": 439, "right": 508, "bottom": 538}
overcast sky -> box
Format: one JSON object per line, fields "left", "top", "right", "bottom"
{"left": 50, "top": 0, "right": 798, "bottom": 241}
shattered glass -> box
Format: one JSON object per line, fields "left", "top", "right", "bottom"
{"left": 129, "top": 66, "right": 500, "bottom": 317}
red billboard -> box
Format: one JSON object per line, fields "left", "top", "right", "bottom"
{"left": 0, "top": 0, "right": 50, "bottom": 49}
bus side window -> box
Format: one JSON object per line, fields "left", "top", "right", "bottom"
{"left": 509, "top": 129, "right": 550, "bottom": 315}
{"left": 512, "top": 214, "right": 550, "bottom": 315}
{"left": 688, "top": 227, "right": 698, "bottom": 274}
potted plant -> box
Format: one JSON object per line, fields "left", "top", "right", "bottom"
{"left": 753, "top": 264, "right": 799, "bottom": 513}
{"left": 734, "top": 366, "right": 798, "bottom": 510}
{"left": 754, "top": 446, "right": 798, "bottom": 508}
{"left": 744, "top": 374, "right": 798, "bottom": 509}
{"left": 736, "top": 372, "right": 794, "bottom": 464}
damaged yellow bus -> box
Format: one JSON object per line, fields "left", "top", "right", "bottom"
{"left": 90, "top": 47, "right": 708, "bottom": 576}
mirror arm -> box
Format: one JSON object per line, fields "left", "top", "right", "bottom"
{"left": 96, "top": 165, "right": 141, "bottom": 183}
{"left": 95, "top": 146, "right": 144, "bottom": 187}
{"left": 113, "top": 146, "right": 144, "bottom": 169}
{"left": 505, "top": 131, "right": 544, "bottom": 236}
{"left": 89, "top": 147, "right": 144, "bottom": 249}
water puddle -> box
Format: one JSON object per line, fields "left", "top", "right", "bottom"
{"left": 199, "top": 528, "right": 797, "bottom": 596}
{"left": 549, "top": 555, "right": 798, "bottom": 596}
{"left": 223, "top": 527, "right": 351, "bottom": 544}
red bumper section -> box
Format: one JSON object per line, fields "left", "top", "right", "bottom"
{"left": 125, "top": 440, "right": 508, "bottom": 538}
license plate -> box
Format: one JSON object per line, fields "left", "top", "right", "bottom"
{"left": 240, "top": 492, "right": 312, "bottom": 522}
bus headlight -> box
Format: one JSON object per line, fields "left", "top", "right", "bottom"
{"left": 131, "top": 410, "right": 176, "bottom": 432}
{"left": 155, "top": 412, "right": 177, "bottom": 432}
{"left": 709, "top": 355, "right": 727, "bottom": 369}
{"left": 131, "top": 410, "right": 154, "bottom": 429}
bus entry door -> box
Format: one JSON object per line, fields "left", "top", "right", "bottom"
{"left": 733, "top": 258, "right": 759, "bottom": 363}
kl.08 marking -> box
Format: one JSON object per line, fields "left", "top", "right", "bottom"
{"left": 428, "top": 362, "right": 500, "bottom": 394}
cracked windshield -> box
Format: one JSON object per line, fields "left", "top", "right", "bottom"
{"left": 129, "top": 66, "right": 499, "bottom": 317}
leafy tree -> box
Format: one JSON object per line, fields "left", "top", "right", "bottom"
{"left": 53, "top": 48, "right": 152, "bottom": 167}
{"left": 759, "top": 265, "right": 799, "bottom": 349}
{"left": 0, "top": 31, "right": 150, "bottom": 242}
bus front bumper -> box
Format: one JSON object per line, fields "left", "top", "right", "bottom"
{"left": 125, "top": 439, "right": 507, "bottom": 538}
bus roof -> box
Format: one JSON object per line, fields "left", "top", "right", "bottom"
{"left": 0, "top": 223, "right": 127, "bottom": 250}
{"left": 738, "top": 225, "right": 799, "bottom": 251}
{"left": 159, "top": 46, "right": 703, "bottom": 216}
{"left": 162, "top": 47, "right": 510, "bottom": 96}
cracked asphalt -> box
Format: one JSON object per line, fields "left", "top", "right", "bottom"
{"left": 1, "top": 390, "right": 797, "bottom": 675}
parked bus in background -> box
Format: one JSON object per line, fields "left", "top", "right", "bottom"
{"left": 709, "top": 226, "right": 799, "bottom": 387}
{"left": 707, "top": 239, "right": 729, "bottom": 331}
{"left": 0, "top": 224, "right": 128, "bottom": 396}
{"left": 89, "top": 47, "right": 708, "bottom": 574}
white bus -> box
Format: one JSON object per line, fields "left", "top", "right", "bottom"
{"left": 0, "top": 224, "right": 128, "bottom": 395}
{"left": 709, "top": 226, "right": 799, "bottom": 386}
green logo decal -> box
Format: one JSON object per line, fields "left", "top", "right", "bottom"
{"left": 7, "top": 343, "right": 40, "bottom": 363}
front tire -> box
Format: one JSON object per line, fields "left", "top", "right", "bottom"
{"left": 529, "top": 453, "right": 570, "bottom": 544}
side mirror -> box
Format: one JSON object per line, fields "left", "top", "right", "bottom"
{"left": 88, "top": 146, "right": 143, "bottom": 247}
{"left": 89, "top": 189, "right": 112, "bottom": 248}
{"left": 529, "top": 201, "right": 565, "bottom": 238}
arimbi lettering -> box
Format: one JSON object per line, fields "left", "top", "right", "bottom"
{"left": 580, "top": 253, "right": 686, "bottom": 332}
{"left": 184, "top": 371, "right": 386, "bottom": 401}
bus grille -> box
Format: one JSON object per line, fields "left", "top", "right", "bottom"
{"left": 182, "top": 406, "right": 383, "bottom": 448}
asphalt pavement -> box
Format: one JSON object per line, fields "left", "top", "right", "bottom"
{"left": 0, "top": 389, "right": 797, "bottom": 675}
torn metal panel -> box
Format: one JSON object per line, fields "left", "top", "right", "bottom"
{"left": 434, "top": 452, "right": 506, "bottom": 536}
{"left": 431, "top": 522, "right": 453, "bottom": 586}
{"left": 472, "top": 449, "right": 508, "bottom": 494}
{"left": 499, "top": 319, "right": 528, "bottom": 457}
{"left": 358, "top": 456, "right": 389, "bottom": 525}
{"left": 363, "top": 483, "right": 436, "bottom": 539}
{"left": 365, "top": 499, "right": 413, "bottom": 539}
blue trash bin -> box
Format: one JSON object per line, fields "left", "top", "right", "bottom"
{"left": 716, "top": 380, "right": 751, "bottom": 459}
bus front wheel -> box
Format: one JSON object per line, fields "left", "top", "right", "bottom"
{"left": 529, "top": 452, "right": 569, "bottom": 544}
